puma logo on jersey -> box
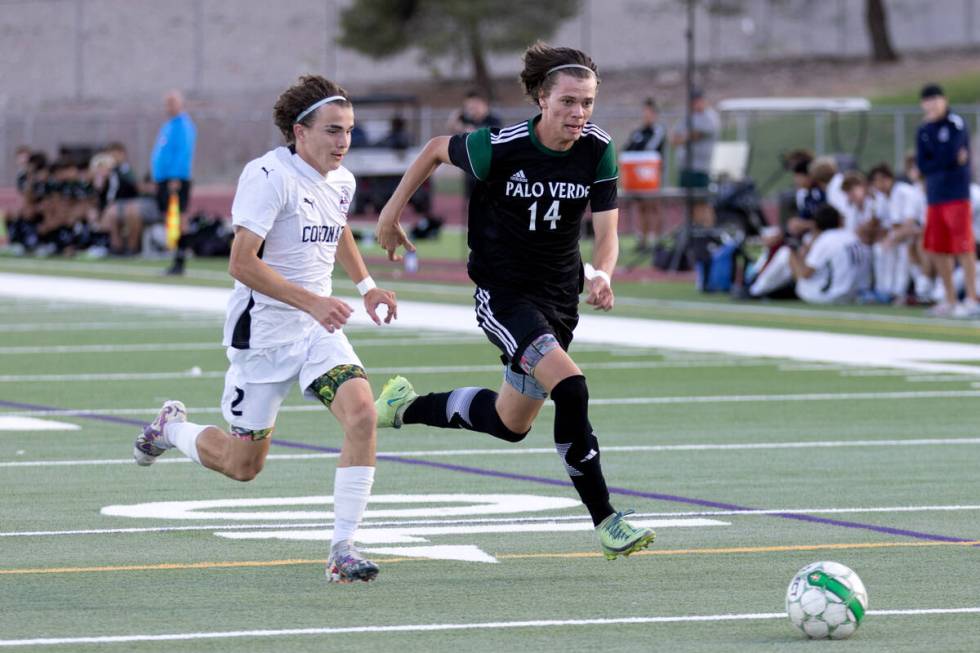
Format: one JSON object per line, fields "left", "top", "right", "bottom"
{"left": 509, "top": 169, "right": 528, "bottom": 183}
{"left": 303, "top": 197, "right": 315, "bottom": 208}
{"left": 261, "top": 166, "right": 274, "bottom": 178}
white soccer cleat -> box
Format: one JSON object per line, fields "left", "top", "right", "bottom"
{"left": 133, "top": 400, "right": 186, "bottom": 466}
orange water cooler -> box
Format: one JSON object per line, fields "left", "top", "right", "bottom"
{"left": 619, "top": 151, "right": 662, "bottom": 192}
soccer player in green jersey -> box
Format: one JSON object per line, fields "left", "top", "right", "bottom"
{"left": 375, "top": 43, "right": 654, "bottom": 560}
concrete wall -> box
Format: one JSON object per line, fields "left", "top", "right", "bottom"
{"left": 4, "top": 0, "right": 980, "bottom": 109}
{"left": 3, "top": 0, "right": 980, "bottom": 183}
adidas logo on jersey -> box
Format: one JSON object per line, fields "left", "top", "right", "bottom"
{"left": 509, "top": 169, "right": 528, "bottom": 183}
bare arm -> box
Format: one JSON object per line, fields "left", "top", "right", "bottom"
{"left": 228, "top": 226, "right": 353, "bottom": 332}
{"left": 376, "top": 136, "right": 453, "bottom": 261}
{"left": 586, "top": 209, "right": 619, "bottom": 311}
{"left": 788, "top": 246, "right": 815, "bottom": 280}
{"left": 334, "top": 226, "right": 397, "bottom": 324}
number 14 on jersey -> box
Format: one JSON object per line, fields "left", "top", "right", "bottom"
{"left": 528, "top": 200, "right": 561, "bottom": 231}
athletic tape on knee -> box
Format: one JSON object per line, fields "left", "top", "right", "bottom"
{"left": 309, "top": 364, "right": 368, "bottom": 408}
{"left": 230, "top": 425, "right": 274, "bottom": 441}
{"left": 518, "top": 333, "right": 560, "bottom": 377}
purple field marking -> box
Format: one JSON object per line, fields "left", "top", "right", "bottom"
{"left": 0, "top": 399, "right": 148, "bottom": 428}
{"left": 1, "top": 398, "right": 973, "bottom": 544}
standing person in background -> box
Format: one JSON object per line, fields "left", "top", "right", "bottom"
{"left": 152, "top": 89, "right": 197, "bottom": 275}
{"left": 670, "top": 87, "right": 718, "bottom": 227}
{"left": 916, "top": 83, "right": 979, "bottom": 318}
{"left": 447, "top": 90, "right": 502, "bottom": 207}
{"left": 624, "top": 97, "right": 667, "bottom": 251}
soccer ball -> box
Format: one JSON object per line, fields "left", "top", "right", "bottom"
{"left": 785, "top": 561, "right": 868, "bottom": 639}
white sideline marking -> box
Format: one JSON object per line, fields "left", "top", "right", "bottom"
{"left": 2, "top": 273, "right": 980, "bottom": 375}
{"left": 0, "top": 417, "right": 80, "bottom": 432}
{"left": 3, "top": 390, "right": 979, "bottom": 420}
{"left": 3, "top": 437, "right": 980, "bottom": 469}
{"left": 1, "top": 609, "right": 978, "bottom": 647}
{"left": 0, "top": 320, "right": 223, "bottom": 333}
{"left": 905, "top": 374, "right": 980, "bottom": 382}
{"left": 3, "top": 504, "right": 979, "bottom": 539}
{"left": 0, "top": 371, "right": 227, "bottom": 383}
{"left": 0, "top": 359, "right": 781, "bottom": 383}
{"left": 0, "top": 335, "right": 483, "bottom": 355}
{"left": 0, "top": 259, "right": 966, "bottom": 326}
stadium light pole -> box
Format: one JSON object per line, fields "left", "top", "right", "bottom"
{"left": 684, "top": 0, "right": 695, "bottom": 228}
{"left": 671, "top": 0, "right": 697, "bottom": 271}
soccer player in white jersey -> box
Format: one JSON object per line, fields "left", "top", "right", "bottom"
{"left": 868, "top": 163, "right": 925, "bottom": 302}
{"left": 790, "top": 205, "right": 872, "bottom": 304}
{"left": 133, "top": 75, "right": 397, "bottom": 583}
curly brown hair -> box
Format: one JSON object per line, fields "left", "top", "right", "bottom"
{"left": 273, "top": 75, "right": 351, "bottom": 144}
{"left": 519, "top": 42, "right": 598, "bottom": 107}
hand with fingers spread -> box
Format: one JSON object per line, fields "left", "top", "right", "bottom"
{"left": 363, "top": 287, "right": 398, "bottom": 325}
{"left": 308, "top": 296, "right": 354, "bottom": 333}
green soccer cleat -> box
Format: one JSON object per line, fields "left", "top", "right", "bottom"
{"left": 375, "top": 375, "right": 418, "bottom": 429}
{"left": 596, "top": 510, "right": 656, "bottom": 560}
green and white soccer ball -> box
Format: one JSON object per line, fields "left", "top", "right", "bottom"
{"left": 785, "top": 561, "right": 868, "bottom": 639}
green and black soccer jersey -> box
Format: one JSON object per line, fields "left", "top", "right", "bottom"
{"left": 448, "top": 115, "right": 618, "bottom": 306}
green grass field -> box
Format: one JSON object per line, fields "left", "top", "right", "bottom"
{"left": 1, "top": 261, "right": 979, "bottom": 652}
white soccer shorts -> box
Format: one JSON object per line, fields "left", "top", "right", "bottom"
{"left": 220, "top": 327, "right": 363, "bottom": 430}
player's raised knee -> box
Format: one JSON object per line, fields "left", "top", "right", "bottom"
{"left": 551, "top": 374, "right": 589, "bottom": 404}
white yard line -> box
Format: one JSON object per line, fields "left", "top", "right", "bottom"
{"left": 3, "top": 273, "right": 979, "bottom": 375}
{"left": 2, "top": 390, "right": 980, "bottom": 421}
{"left": 3, "top": 389, "right": 980, "bottom": 420}
{"left": 1, "top": 609, "right": 978, "bottom": 647}
{"left": 3, "top": 437, "right": 979, "bottom": 469}
{"left": 0, "top": 359, "right": 783, "bottom": 383}
{"left": 3, "top": 504, "right": 980, "bottom": 538}
{"left": 905, "top": 374, "right": 980, "bottom": 382}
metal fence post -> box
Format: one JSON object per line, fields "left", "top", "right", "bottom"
{"left": 893, "top": 111, "right": 905, "bottom": 171}
{"left": 814, "top": 112, "right": 826, "bottom": 155}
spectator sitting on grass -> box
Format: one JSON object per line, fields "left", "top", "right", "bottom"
{"left": 789, "top": 204, "right": 872, "bottom": 305}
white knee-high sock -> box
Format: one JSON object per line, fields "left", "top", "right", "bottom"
{"left": 331, "top": 466, "right": 375, "bottom": 550}
{"left": 163, "top": 422, "right": 205, "bottom": 464}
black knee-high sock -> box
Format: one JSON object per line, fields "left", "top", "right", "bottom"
{"left": 551, "top": 375, "right": 614, "bottom": 526}
{"left": 403, "top": 387, "right": 527, "bottom": 442}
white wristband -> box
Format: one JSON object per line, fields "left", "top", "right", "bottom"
{"left": 584, "top": 263, "right": 611, "bottom": 285}
{"left": 356, "top": 276, "right": 377, "bottom": 296}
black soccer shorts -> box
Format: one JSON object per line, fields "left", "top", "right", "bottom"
{"left": 472, "top": 286, "right": 578, "bottom": 374}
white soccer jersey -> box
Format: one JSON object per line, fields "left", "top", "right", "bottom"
{"left": 222, "top": 146, "right": 355, "bottom": 349}
{"left": 796, "top": 228, "right": 871, "bottom": 304}
{"left": 881, "top": 181, "right": 925, "bottom": 227}
{"left": 840, "top": 197, "right": 874, "bottom": 233}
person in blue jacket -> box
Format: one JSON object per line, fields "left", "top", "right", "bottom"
{"left": 916, "top": 83, "right": 978, "bottom": 318}
{"left": 152, "top": 89, "right": 197, "bottom": 275}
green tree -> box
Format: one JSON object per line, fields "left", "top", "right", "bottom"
{"left": 339, "top": 0, "right": 582, "bottom": 97}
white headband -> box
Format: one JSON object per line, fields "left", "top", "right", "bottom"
{"left": 294, "top": 95, "right": 349, "bottom": 124}
{"left": 546, "top": 64, "right": 594, "bottom": 76}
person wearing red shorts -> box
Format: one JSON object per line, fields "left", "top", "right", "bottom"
{"left": 916, "top": 83, "right": 979, "bottom": 318}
